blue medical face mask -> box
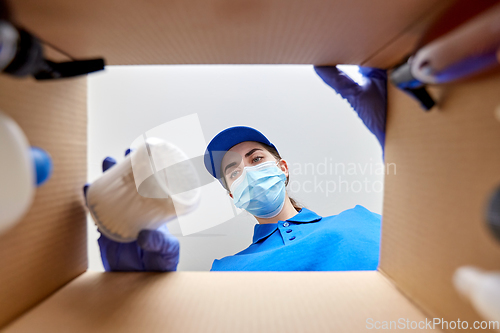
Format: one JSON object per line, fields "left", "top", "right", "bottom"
{"left": 229, "top": 160, "right": 287, "bottom": 218}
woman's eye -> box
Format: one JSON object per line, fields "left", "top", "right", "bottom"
{"left": 230, "top": 170, "right": 240, "bottom": 179}
{"left": 252, "top": 156, "right": 263, "bottom": 163}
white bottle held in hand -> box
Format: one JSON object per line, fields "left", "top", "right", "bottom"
{"left": 86, "top": 137, "right": 201, "bottom": 242}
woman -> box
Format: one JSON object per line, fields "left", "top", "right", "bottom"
{"left": 204, "top": 126, "right": 381, "bottom": 271}
{"left": 91, "top": 65, "right": 387, "bottom": 272}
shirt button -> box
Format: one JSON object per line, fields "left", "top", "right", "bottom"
{"left": 286, "top": 229, "right": 292, "bottom": 233}
{"left": 283, "top": 222, "right": 290, "bottom": 227}
{"left": 289, "top": 236, "right": 296, "bottom": 240}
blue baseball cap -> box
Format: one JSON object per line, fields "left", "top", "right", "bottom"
{"left": 204, "top": 126, "right": 278, "bottom": 188}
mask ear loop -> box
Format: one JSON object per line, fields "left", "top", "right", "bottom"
{"left": 221, "top": 176, "right": 232, "bottom": 196}
{"left": 276, "top": 159, "right": 282, "bottom": 170}
{"left": 228, "top": 166, "right": 247, "bottom": 195}
{"left": 276, "top": 159, "right": 290, "bottom": 186}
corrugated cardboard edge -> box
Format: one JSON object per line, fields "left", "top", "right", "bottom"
{"left": 361, "top": 0, "right": 455, "bottom": 68}
{"left": 380, "top": 72, "right": 500, "bottom": 330}
{"left": 0, "top": 76, "right": 88, "bottom": 327}
{"left": 11, "top": 0, "right": 446, "bottom": 66}
{"left": 3, "top": 270, "right": 441, "bottom": 333}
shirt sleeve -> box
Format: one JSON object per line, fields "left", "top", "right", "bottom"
{"left": 210, "top": 259, "right": 221, "bottom": 271}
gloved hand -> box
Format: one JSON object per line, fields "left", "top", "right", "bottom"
{"left": 314, "top": 66, "right": 387, "bottom": 149}
{"left": 83, "top": 150, "right": 180, "bottom": 272}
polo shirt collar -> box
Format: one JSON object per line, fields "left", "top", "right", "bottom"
{"left": 286, "top": 207, "right": 322, "bottom": 223}
{"left": 252, "top": 207, "right": 323, "bottom": 243}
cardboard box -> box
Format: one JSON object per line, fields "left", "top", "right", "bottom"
{"left": 1, "top": 0, "right": 500, "bottom": 331}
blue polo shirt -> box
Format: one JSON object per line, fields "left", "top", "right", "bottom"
{"left": 210, "top": 205, "right": 381, "bottom": 271}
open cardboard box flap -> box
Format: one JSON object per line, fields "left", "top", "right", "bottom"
{"left": 4, "top": 271, "right": 432, "bottom": 333}
{"left": 1, "top": 0, "right": 500, "bottom": 331}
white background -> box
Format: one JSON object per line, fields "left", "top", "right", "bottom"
{"left": 87, "top": 65, "right": 384, "bottom": 271}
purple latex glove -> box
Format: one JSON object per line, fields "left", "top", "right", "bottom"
{"left": 314, "top": 66, "right": 387, "bottom": 149}
{"left": 83, "top": 152, "right": 180, "bottom": 272}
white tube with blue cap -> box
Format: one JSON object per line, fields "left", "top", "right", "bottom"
{"left": 0, "top": 110, "right": 52, "bottom": 235}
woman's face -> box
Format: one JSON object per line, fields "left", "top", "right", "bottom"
{"left": 221, "top": 141, "right": 287, "bottom": 193}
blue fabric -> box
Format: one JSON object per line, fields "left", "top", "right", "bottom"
{"left": 97, "top": 224, "right": 180, "bottom": 272}
{"left": 231, "top": 161, "right": 287, "bottom": 218}
{"left": 210, "top": 205, "right": 381, "bottom": 271}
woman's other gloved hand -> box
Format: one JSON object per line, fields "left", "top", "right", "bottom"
{"left": 314, "top": 66, "right": 387, "bottom": 150}
{"left": 83, "top": 150, "right": 180, "bottom": 272}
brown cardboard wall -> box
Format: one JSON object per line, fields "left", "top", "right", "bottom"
{"left": 10, "top": 0, "right": 449, "bottom": 67}
{"left": 380, "top": 71, "right": 500, "bottom": 327}
{"left": 0, "top": 77, "right": 87, "bottom": 327}
{"left": 361, "top": 0, "right": 454, "bottom": 68}
{"left": 3, "top": 271, "right": 438, "bottom": 333}
{"left": 1, "top": 0, "right": 487, "bottom": 330}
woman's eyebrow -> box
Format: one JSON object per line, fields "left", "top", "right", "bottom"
{"left": 224, "top": 161, "right": 238, "bottom": 174}
{"left": 244, "top": 148, "right": 263, "bottom": 158}
{"left": 223, "top": 148, "right": 264, "bottom": 174}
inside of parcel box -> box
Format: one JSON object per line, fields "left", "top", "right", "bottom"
{"left": 1, "top": 0, "right": 500, "bottom": 331}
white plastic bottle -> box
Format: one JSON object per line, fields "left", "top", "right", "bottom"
{"left": 0, "top": 111, "right": 52, "bottom": 235}
{"left": 86, "top": 137, "right": 201, "bottom": 242}
{"left": 453, "top": 266, "right": 500, "bottom": 326}
{"left": 0, "top": 111, "right": 34, "bottom": 234}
